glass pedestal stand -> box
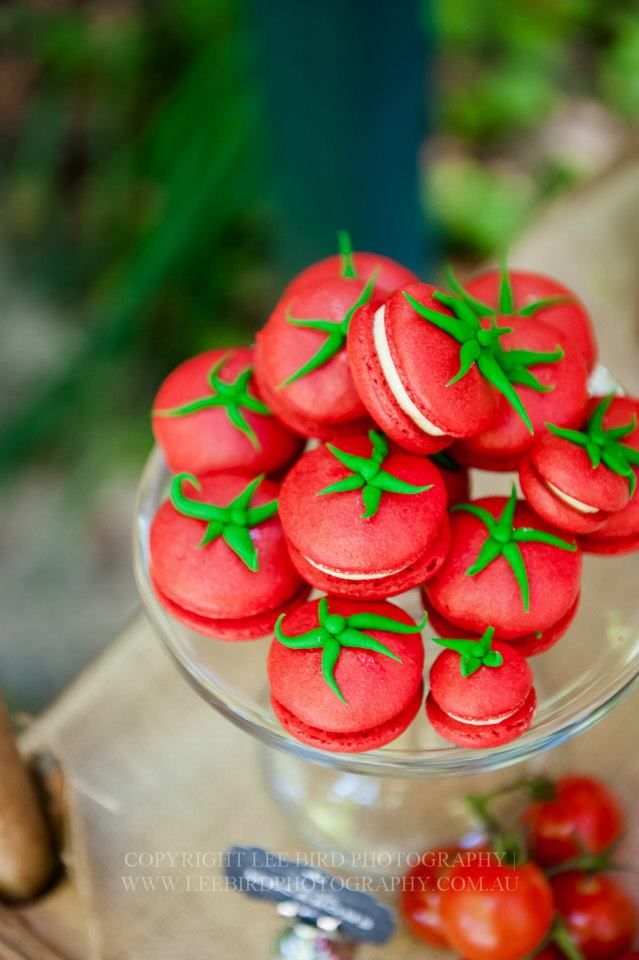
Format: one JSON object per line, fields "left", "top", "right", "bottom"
{"left": 134, "top": 445, "right": 639, "bottom": 868}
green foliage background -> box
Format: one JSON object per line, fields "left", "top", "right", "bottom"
{"left": 0, "top": 0, "right": 638, "bottom": 480}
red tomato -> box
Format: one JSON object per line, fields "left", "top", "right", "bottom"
{"left": 400, "top": 846, "right": 459, "bottom": 946}
{"left": 525, "top": 776, "right": 624, "bottom": 867}
{"left": 440, "top": 853, "right": 554, "bottom": 960}
{"left": 552, "top": 872, "right": 636, "bottom": 960}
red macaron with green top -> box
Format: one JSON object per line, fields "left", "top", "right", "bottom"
{"left": 423, "top": 485, "right": 582, "bottom": 656}
{"left": 150, "top": 472, "right": 309, "bottom": 641}
{"left": 152, "top": 347, "right": 303, "bottom": 477}
{"left": 426, "top": 627, "right": 536, "bottom": 749}
{"left": 279, "top": 430, "right": 450, "bottom": 599}
{"left": 282, "top": 230, "right": 418, "bottom": 299}
{"left": 460, "top": 262, "right": 597, "bottom": 371}
{"left": 520, "top": 394, "right": 639, "bottom": 535}
{"left": 268, "top": 595, "right": 426, "bottom": 752}
{"left": 577, "top": 395, "right": 639, "bottom": 555}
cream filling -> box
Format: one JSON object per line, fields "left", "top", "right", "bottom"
{"left": 303, "top": 554, "right": 407, "bottom": 582}
{"left": 447, "top": 709, "right": 517, "bottom": 727}
{"left": 545, "top": 480, "right": 599, "bottom": 515}
{"left": 373, "top": 305, "right": 447, "bottom": 437}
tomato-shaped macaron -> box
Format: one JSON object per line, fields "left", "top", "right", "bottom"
{"left": 577, "top": 396, "right": 639, "bottom": 555}
{"left": 152, "top": 347, "right": 303, "bottom": 476}
{"left": 150, "top": 473, "right": 309, "bottom": 640}
{"left": 426, "top": 628, "right": 536, "bottom": 748}
{"left": 268, "top": 595, "right": 426, "bottom": 752}
{"left": 423, "top": 485, "right": 582, "bottom": 655}
{"left": 460, "top": 262, "right": 597, "bottom": 370}
{"left": 282, "top": 230, "right": 418, "bottom": 299}
{"left": 520, "top": 394, "right": 639, "bottom": 535}
{"left": 279, "top": 430, "right": 450, "bottom": 599}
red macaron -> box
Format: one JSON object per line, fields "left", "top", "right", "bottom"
{"left": 452, "top": 314, "right": 589, "bottom": 472}
{"left": 520, "top": 394, "right": 638, "bottom": 535}
{"left": 423, "top": 486, "right": 582, "bottom": 653}
{"left": 268, "top": 596, "right": 426, "bottom": 752}
{"left": 279, "top": 430, "right": 450, "bottom": 599}
{"left": 152, "top": 347, "right": 303, "bottom": 476}
{"left": 255, "top": 271, "right": 385, "bottom": 438}
{"left": 150, "top": 473, "right": 309, "bottom": 641}
{"left": 282, "top": 230, "right": 418, "bottom": 299}
{"left": 461, "top": 263, "right": 597, "bottom": 371}
{"left": 426, "top": 627, "right": 536, "bottom": 749}
{"left": 577, "top": 396, "right": 639, "bottom": 555}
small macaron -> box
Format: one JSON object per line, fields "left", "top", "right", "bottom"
{"left": 520, "top": 394, "right": 639, "bottom": 535}
{"left": 255, "top": 271, "right": 383, "bottom": 438}
{"left": 279, "top": 430, "right": 450, "bottom": 599}
{"left": 577, "top": 396, "right": 639, "bottom": 555}
{"left": 152, "top": 347, "right": 303, "bottom": 476}
{"left": 150, "top": 473, "right": 309, "bottom": 641}
{"left": 430, "top": 450, "right": 471, "bottom": 507}
{"left": 426, "top": 628, "right": 536, "bottom": 749}
{"left": 461, "top": 263, "right": 597, "bottom": 370}
{"left": 282, "top": 230, "right": 418, "bottom": 299}
{"left": 347, "top": 282, "right": 502, "bottom": 454}
{"left": 268, "top": 596, "right": 426, "bottom": 752}
{"left": 452, "top": 314, "right": 589, "bottom": 472}
{"left": 423, "top": 486, "right": 582, "bottom": 653}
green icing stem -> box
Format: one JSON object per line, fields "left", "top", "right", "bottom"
{"left": 275, "top": 596, "right": 427, "bottom": 703}
{"left": 453, "top": 484, "right": 576, "bottom": 613}
{"left": 433, "top": 626, "right": 503, "bottom": 677}
{"left": 318, "top": 429, "right": 432, "bottom": 518}
{"left": 547, "top": 394, "right": 639, "bottom": 496}
{"left": 154, "top": 352, "right": 270, "bottom": 451}
{"left": 170, "top": 473, "right": 278, "bottom": 572}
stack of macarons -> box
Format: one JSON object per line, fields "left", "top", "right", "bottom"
{"left": 143, "top": 232, "right": 633, "bottom": 754}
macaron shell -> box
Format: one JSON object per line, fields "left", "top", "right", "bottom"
{"left": 464, "top": 269, "right": 597, "bottom": 370}
{"left": 279, "top": 437, "right": 448, "bottom": 575}
{"left": 453, "top": 316, "right": 589, "bottom": 469}
{"left": 152, "top": 348, "right": 303, "bottom": 475}
{"left": 347, "top": 303, "right": 452, "bottom": 454}
{"left": 426, "top": 688, "right": 536, "bottom": 749}
{"left": 520, "top": 457, "right": 611, "bottom": 535}
{"left": 429, "top": 642, "right": 533, "bottom": 722}
{"left": 268, "top": 597, "right": 425, "bottom": 734}
{"left": 424, "top": 593, "right": 580, "bottom": 657}
{"left": 150, "top": 474, "right": 304, "bottom": 620}
{"left": 254, "top": 277, "right": 376, "bottom": 436}
{"left": 286, "top": 517, "right": 450, "bottom": 599}
{"left": 153, "top": 579, "right": 311, "bottom": 641}
{"left": 272, "top": 684, "right": 423, "bottom": 753}
{"left": 424, "top": 497, "right": 582, "bottom": 639}
{"left": 381, "top": 283, "right": 501, "bottom": 438}
{"left": 283, "top": 251, "right": 418, "bottom": 299}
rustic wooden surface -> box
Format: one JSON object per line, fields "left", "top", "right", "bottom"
{"left": 5, "top": 153, "right": 639, "bottom": 959}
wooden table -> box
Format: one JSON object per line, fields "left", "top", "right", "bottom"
{"left": 6, "top": 152, "right": 639, "bottom": 959}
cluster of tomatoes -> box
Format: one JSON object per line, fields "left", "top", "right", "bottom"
{"left": 400, "top": 775, "right": 636, "bottom": 960}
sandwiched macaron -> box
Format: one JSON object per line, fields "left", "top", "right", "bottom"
{"left": 268, "top": 596, "right": 426, "bottom": 752}
{"left": 150, "top": 473, "right": 309, "bottom": 641}
{"left": 430, "top": 450, "right": 471, "bottom": 507}
{"left": 426, "top": 627, "right": 536, "bottom": 748}
{"left": 423, "top": 485, "right": 582, "bottom": 654}
{"left": 279, "top": 430, "right": 450, "bottom": 599}
{"left": 282, "top": 230, "right": 418, "bottom": 299}
{"left": 459, "top": 261, "right": 597, "bottom": 371}
{"left": 451, "top": 314, "right": 589, "bottom": 472}
{"left": 152, "top": 348, "right": 303, "bottom": 476}
{"left": 577, "top": 396, "right": 639, "bottom": 555}
{"left": 348, "top": 279, "right": 570, "bottom": 456}
{"left": 520, "top": 394, "right": 639, "bottom": 535}
{"left": 254, "top": 268, "right": 383, "bottom": 438}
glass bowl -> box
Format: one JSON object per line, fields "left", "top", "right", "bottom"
{"left": 133, "top": 444, "right": 639, "bottom": 782}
